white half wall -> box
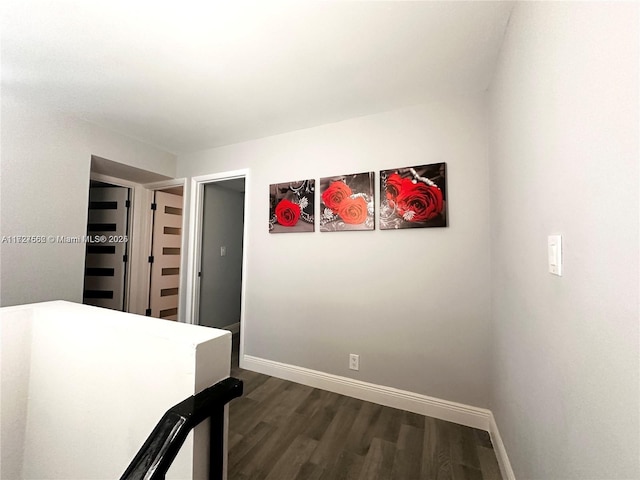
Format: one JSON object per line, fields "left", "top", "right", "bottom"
{"left": 489, "top": 3, "right": 639, "bottom": 479}
{"left": 0, "top": 307, "right": 33, "bottom": 480}
{"left": 0, "top": 95, "right": 177, "bottom": 307}
{"left": 1, "top": 301, "right": 231, "bottom": 480}
{"left": 178, "top": 95, "right": 492, "bottom": 408}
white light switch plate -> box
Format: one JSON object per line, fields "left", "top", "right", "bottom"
{"left": 548, "top": 235, "right": 562, "bottom": 276}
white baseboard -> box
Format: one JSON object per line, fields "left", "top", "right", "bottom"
{"left": 489, "top": 414, "right": 516, "bottom": 480}
{"left": 241, "top": 354, "right": 492, "bottom": 431}
{"left": 221, "top": 322, "right": 240, "bottom": 335}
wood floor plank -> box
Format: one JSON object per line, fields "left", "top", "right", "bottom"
{"left": 449, "top": 423, "right": 481, "bottom": 470}
{"left": 246, "top": 375, "right": 287, "bottom": 402}
{"left": 228, "top": 421, "right": 274, "bottom": 471}
{"left": 391, "top": 423, "right": 424, "bottom": 480}
{"left": 228, "top": 430, "right": 244, "bottom": 451}
{"left": 230, "top": 397, "right": 276, "bottom": 436}
{"left": 474, "top": 428, "right": 494, "bottom": 449}
{"left": 451, "top": 463, "right": 484, "bottom": 480}
{"left": 371, "top": 405, "right": 403, "bottom": 444}
{"left": 320, "top": 450, "right": 365, "bottom": 480}
{"left": 262, "top": 382, "right": 313, "bottom": 426}
{"left": 233, "top": 381, "right": 300, "bottom": 436}
{"left": 344, "top": 401, "right": 383, "bottom": 456}
{"left": 477, "top": 445, "right": 502, "bottom": 480}
{"left": 421, "top": 416, "right": 453, "bottom": 480}
{"left": 295, "top": 386, "right": 325, "bottom": 417}
{"left": 309, "top": 396, "right": 362, "bottom": 467}
{"left": 301, "top": 390, "right": 348, "bottom": 442}
{"left": 263, "top": 435, "right": 318, "bottom": 480}
{"left": 402, "top": 409, "right": 426, "bottom": 429}
{"left": 301, "top": 403, "right": 338, "bottom": 442}
{"left": 293, "top": 461, "right": 326, "bottom": 480}
{"left": 357, "top": 437, "right": 396, "bottom": 480}
{"left": 230, "top": 472, "right": 251, "bottom": 480}
{"left": 235, "top": 413, "right": 309, "bottom": 480}
{"left": 229, "top": 395, "right": 260, "bottom": 427}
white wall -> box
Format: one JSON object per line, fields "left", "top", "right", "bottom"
{"left": 489, "top": 2, "right": 639, "bottom": 479}
{"left": 178, "top": 95, "right": 492, "bottom": 407}
{"left": 0, "top": 307, "right": 32, "bottom": 480}
{"left": 0, "top": 96, "right": 177, "bottom": 307}
{"left": 199, "top": 183, "right": 245, "bottom": 329}
{"left": 1, "top": 301, "right": 231, "bottom": 480}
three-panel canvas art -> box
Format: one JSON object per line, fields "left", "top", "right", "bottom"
{"left": 269, "top": 163, "right": 447, "bottom": 233}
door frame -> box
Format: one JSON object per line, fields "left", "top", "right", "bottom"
{"left": 186, "top": 169, "right": 249, "bottom": 364}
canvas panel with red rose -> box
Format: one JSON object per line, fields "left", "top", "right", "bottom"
{"left": 320, "top": 172, "right": 374, "bottom": 232}
{"left": 269, "top": 179, "right": 315, "bottom": 233}
{"left": 380, "top": 163, "right": 447, "bottom": 229}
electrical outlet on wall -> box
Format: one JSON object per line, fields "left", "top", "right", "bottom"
{"left": 349, "top": 354, "right": 359, "bottom": 371}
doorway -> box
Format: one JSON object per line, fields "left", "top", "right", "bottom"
{"left": 187, "top": 170, "right": 249, "bottom": 368}
{"left": 199, "top": 179, "right": 245, "bottom": 366}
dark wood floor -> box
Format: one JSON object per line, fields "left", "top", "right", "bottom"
{"left": 228, "top": 337, "right": 502, "bottom": 480}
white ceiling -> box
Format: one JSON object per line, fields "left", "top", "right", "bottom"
{"left": 2, "top": 1, "right": 513, "bottom": 155}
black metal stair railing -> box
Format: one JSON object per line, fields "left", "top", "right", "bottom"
{"left": 120, "top": 377, "right": 243, "bottom": 480}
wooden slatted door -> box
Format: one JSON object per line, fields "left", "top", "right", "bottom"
{"left": 83, "top": 186, "right": 130, "bottom": 310}
{"left": 148, "top": 191, "right": 183, "bottom": 320}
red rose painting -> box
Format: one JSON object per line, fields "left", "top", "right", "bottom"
{"left": 269, "top": 180, "right": 315, "bottom": 233}
{"left": 337, "top": 197, "right": 368, "bottom": 224}
{"left": 275, "top": 199, "right": 301, "bottom": 226}
{"left": 321, "top": 181, "right": 352, "bottom": 212}
{"left": 380, "top": 163, "right": 447, "bottom": 229}
{"left": 395, "top": 182, "right": 443, "bottom": 222}
{"left": 320, "top": 172, "right": 374, "bottom": 232}
{"left": 385, "top": 173, "right": 403, "bottom": 207}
